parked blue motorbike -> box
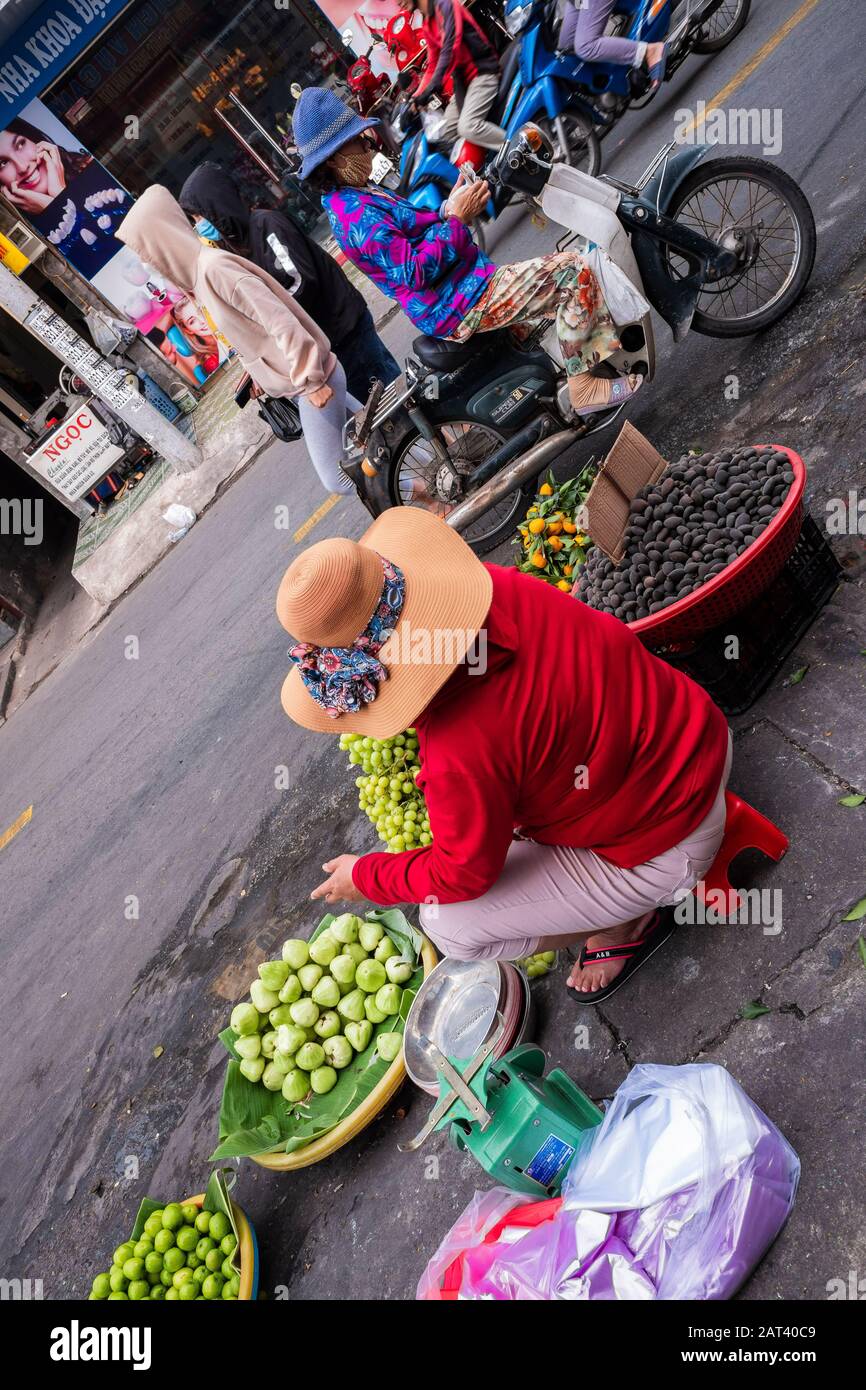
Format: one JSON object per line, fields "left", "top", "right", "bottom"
{"left": 501, "top": 0, "right": 750, "bottom": 161}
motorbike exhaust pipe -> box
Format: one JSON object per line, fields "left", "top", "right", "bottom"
{"left": 446, "top": 426, "right": 580, "bottom": 534}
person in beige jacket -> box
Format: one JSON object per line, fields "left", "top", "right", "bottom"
{"left": 117, "top": 184, "right": 358, "bottom": 496}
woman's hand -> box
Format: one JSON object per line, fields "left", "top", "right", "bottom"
{"left": 445, "top": 175, "right": 489, "bottom": 225}
{"left": 307, "top": 383, "right": 334, "bottom": 409}
{"left": 37, "top": 141, "right": 66, "bottom": 200}
{"left": 311, "top": 854, "right": 364, "bottom": 904}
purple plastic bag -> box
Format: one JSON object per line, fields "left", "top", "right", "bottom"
{"left": 432, "top": 1064, "right": 799, "bottom": 1300}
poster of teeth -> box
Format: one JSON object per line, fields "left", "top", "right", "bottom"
{"left": 0, "top": 98, "right": 228, "bottom": 386}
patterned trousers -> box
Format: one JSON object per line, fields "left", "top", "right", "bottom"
{"left": 450, "top": 250, "right": 621, "bottom": 379}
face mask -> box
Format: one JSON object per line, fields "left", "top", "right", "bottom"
{"left": 194, "top": 217, "right": 221, "bottom": 243}
{"left": 331, "top": 147, "right": 374, "bottom": 187}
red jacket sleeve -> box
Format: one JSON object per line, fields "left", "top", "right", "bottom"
{"left": 351, "top": 767, "right": 515, "bottom": 906}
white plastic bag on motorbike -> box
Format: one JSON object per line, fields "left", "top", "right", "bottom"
{"left": 583, "top": 245, "right": 652, "bottom": 327}
{"left": 422, "top": 106, "right": 450, "bottom": 144}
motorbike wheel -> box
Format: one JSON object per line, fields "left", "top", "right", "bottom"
{"left": 691, "top": 0, "right": 751, "bottom": 54}
{"left": 537, "top": 112, "right": 601, "bottom": 178}
{"left": 386, "top": 418, "right": 534, "bottom": 555}
{"left": 664, "top": 157, "right": 816, "bottom": 338}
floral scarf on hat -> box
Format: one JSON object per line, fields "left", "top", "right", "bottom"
{"left": 288, "top": 554, "right": 405, "bottom": 717}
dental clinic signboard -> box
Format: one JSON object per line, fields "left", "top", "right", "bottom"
{"left": 0, "top": 0, "right": 130, "bottom": 122}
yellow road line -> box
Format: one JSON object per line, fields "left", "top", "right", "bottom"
{"left": 293, "top": 493, "right": 342, "bottom": 543}
{"left": 677, "top": 0, "right": 823, "bottom": 141}
{"left": 0, "top": 804, "right": 32, "bottom": 851}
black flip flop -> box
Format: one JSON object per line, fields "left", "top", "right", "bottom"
{"left": 569, "top": 909, "right": 676, "bottom": 1006}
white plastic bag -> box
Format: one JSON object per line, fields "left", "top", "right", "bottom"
{"left": 162, "top": 502, "right": 196, "bottom": 542}
{"left": 584, "top": 245, "right": 652, "bottom": 327}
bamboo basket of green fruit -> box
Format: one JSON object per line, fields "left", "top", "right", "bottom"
{"left": 87, "top": 1171, "right": 257, "bottom": 1301}
{"left": 212, "top": 909, "right": 437, "bottom": 1171}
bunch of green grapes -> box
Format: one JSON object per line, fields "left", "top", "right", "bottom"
{"left": 339, "top": 730, "right": 432, "bottom": 853}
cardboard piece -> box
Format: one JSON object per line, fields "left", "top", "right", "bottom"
{"left": 582, "top": 421, "right": 669, "bottom": 562}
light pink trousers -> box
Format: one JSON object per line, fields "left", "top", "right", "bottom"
{"left": 420, "top": 733, "right": 733, "bottom": 961}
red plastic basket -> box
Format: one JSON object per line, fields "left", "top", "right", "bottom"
{"left": 627, "top": 445, "right": 805, "bottom": 648}
{"left": 431, "top": 1197, "right": 563, "bottom": 1300}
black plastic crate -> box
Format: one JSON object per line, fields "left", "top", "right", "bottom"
{"left": 651, "top": 515, "right": 843, "bottom": 716}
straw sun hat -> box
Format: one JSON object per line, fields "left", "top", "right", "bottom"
{"left": 276, "top": 509, "right": 493, "bottom": 738}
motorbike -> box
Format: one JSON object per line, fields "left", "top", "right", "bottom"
{"left": 391, "top": 91, "right": 494, "bottom": 245}
{"left": 501, "top": 0, "right": 751, "bottom": 159}
{"left": 343, "top": 123, "right": 816, "bottom": 554}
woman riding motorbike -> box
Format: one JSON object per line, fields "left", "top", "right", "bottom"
{"left": 559, "top": 0, "right": 667, "bottom": 84}
{"left": 292, "top": 88, "right": 643, "bottom": 417}
{"left": 276, "top": 509, "right": 731, "bottom": 1001}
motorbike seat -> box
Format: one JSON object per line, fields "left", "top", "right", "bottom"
{"left": 412, "top": 328, "right": 510, "bottom": 371}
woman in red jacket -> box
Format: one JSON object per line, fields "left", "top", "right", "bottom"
{"left": 277, "top": 510, "right": 731, "bottom": 1004}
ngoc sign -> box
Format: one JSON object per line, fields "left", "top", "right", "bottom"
{"left": 27, "top": 405, "right": 123, "bottom": 500}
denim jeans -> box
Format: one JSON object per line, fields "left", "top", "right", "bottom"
{"left": 335, "top": 307, "right": 400, "bottom": 404}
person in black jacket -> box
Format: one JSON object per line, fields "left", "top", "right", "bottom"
{"left": 178, "top": 163, "right": 400, "bottom": 403}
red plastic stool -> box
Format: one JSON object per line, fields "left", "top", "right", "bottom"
{"left": 694, "top": 791, "right": 789, "bottom": 918}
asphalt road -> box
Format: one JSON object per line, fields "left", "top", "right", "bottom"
{"left": 1, "top": 0, "right": 864, "bottom": 1298}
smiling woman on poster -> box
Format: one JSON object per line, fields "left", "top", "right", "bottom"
{"left": 0, "top": 115, "right": 91, "bottom": 213}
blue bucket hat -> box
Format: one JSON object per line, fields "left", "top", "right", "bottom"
{"left": 294, "top": 88, "right": 379, "bottom": 180}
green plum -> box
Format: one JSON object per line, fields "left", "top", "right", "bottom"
{"left": 365, "top": 995, "right": 389, "bottom": 1024}
{"left": 375, "top": 936, "right": 399, "bottom": 963}
{"left": 377, "top": 1031, "right": 403, "bottom": 1062}
{"left": 329, "top": 954, "right": 356, "bottom": 987}
{"left": 282, "top": 938, "right": 309, "bottom": 970}
{"left": 298, "top": 962, "right": 323, "bottom": 993}
{"left": 355, "top": 959, "right": 387, "bottom": 994}
{"left": 283, "top": 1067, "right": 309, "bottom": 1100}
{"left": 359, "top": 921, "right": 385, "bottom": 952}
{"left": 258, "top": 959, "right": 289, "bottom": 992}
{"left": 323, "top": 1034, "right": 353, "bottom": 1069}
{"left": 262, "top": 1061, "right": 286, "bottom": 1091}
{"left": 311, "top": 976, "right": 340, "bottom": 1009}
{"left": 234, "top": 1033, "right": 261, "bottom": 1061}
{"left": 295, "top": 1041, "right": 325, "bottom": 1072}
{"left": 230, "top": 1003, "right": 261, "bottom": 1037}
{"left": 337, "top": 988, "right": 366, "bottom": 1023}
{"left": 278, "top": 974, "right": 302, "bottom": 1005}
{"left": 313, "top": 1009, "right": 341, "bottom": 1039}
{"left": 375, "top": 983, "right": 402, "bottom": 1016}
{"left": 385, "top": 956, "right": 414, "bottom": 984}
{"left": 345, "top": 1019, "right": 373, "bottom": 1053}
{"left": 309, "top": 932, "right": 340, "bottom": 966}
{"left": 250, "top": 979, "right": 280, "bottom": 1014}
{"left": 290, "top": 998, "right": 319, "bottom": 1029}
{"left": 311, "top": 1065, "right": 338, "bottom": 1095}
{"left": 331, "top": 913, "right": 362, "bottom": 944}
{"left": 276, "top": 1023, "right": 307, "bottom": 1056}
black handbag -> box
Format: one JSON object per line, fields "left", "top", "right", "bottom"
{"left": 256, "top": 393, "right": 303, "bottom": 443}
{"left": 234, "top": 372, "right": 303, "bottom": 443}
